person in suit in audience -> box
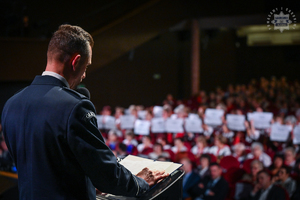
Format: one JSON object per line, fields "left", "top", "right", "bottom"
{"left": 180, "top": 157, "right": 201, "bottom": 200}
{"left": 197, "top": 154, "right": 211, "bottom": 179}
{"left": 190, "top": 163, "right": 229, "bottom": 200}
{"left": 273, "top": 165, "right": 297, "bottom": 198}
{"left": 250, "top": 170, "right": 286, "bottom": 200}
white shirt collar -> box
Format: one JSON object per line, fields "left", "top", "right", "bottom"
{"left": 42, "top": 71, "right": 69, "bottom": 88}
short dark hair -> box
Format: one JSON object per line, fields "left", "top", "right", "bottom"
{"left": 257, "top": 170, "right": 272, "bottom": 178}
{"left": 210, "top": 162, "right": 221, "bottom": 168}
{"left": 118, "top": 143, "right": 127, "bottom": 152}
{"left": 47, "top": 24, "right": 94, "bottom": 63}
{"left": 200, "top": 154, "right": 211, "bottom": 163}
{"left": 280, "top": 165, "right": 292, "bottom": 175}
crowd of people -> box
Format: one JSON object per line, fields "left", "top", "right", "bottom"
{"left": 97, "top": 76, "right": 300, "bottom": 200}
{"left": 1, "top": 76, "right": 300, "bottom": 199}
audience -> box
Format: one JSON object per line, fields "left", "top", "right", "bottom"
{"left": 274, "top": 165, "right": 297, "bottom": 198}
{"left": 180, "top": 157, "right": 200, "bottom": 200}
{"left": 242, "top": 160, "right": 264, "bottom": 185}
{"left": 2, "top": 76, "right": 300, "bottom": 198}
{"left": 250, "top": 170, "right": 286, "bottom": 200}
{"left": 191, "top": 163, "right": 229, "bottom": 200}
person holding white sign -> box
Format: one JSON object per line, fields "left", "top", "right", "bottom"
{"left": 221, "top": 124, "right": 234, "bottom": 140}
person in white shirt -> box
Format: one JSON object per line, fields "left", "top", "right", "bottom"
{"left": 209, "top": 135, "right": 231, "bottom": 158}
{"left": 232, "top": 142, "right": 247, "bottom": 163}
{"left": 122, "top": 131, "right": 138, "bottom": 146}
{"left": 284, "top": 147, "right": 296, "bottom": 168}
{"left": 246, "top": 142, "right": 271, "bottom": 167}
{"left": 171, "top": 137, "right": 188, "bottom": 154}
{"left": 191, "top": 135, "right": 210, "bottom": 158}
{"left": 137, "top": 135, "right": 153, "bottom": 154}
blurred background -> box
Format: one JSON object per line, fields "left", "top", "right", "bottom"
{"left": 0, "top": 0, "right": 300, "bottom": 112}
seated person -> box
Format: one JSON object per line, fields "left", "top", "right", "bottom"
{"left": 250, "top": 170, "right": 286, "bottom": 200}
{"left": 209, "top": 135, "right": 231, "bottom": 160}
{"left": 137, "top": 135, "right": 153, "bottom": 155}
{"left": 221, "top": 124, "right": 234, "bottom": 141}
{"left": 180, "top": 157, "right": 201, "bottom": 200}
{"left": 246, "top": 142, "right": 272, "bottom": 168}
{"left": 190, "top": 162, "right": 229, "bottom": 200}
{"left": 268, "top": 153, "right": 284, "bottom": 176}
{"left": 171, "top": 137, "right": 188, "bottom": 154}
{"left": 284, "top": 147, "right": 297, "bottom": 168}
{"left": 148, "top": 143, "right": 170, "bottom": 160}
{"left": 197, "top": 154, "right": 211, "bottom": 179}
{"left": 242, "top": 160, "right": 264, "bottom": 185}
{"left": 122, "top": 130, "right": 138, "bottom": 146}
{"left": 232, "top": 142, "right": 247, "bottom": 164}
{"left": 274, "top": 166, "right": 297, "bottom": 198}
{"left": 105, "top": 130, "right": 119, "bottom": 151}
{"left": 191, "top": 136, "right": 210, "bottom": 159}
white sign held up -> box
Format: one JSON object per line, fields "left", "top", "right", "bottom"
{"left": 270, "top": 124, "right": 290, "bottom": 142}
{"left": 151, "top": 118, "right": 165, "bottom": 133}
{"left": 204, "top": 108, "right": 224, "bottom": 126}
{"left": 165, "top": 118, "right": 184, "bottom": 133}
{"left": 247, "top": 112, "right": 273, "bottom": 129}
{"left": 134, "top": 120, "right": 151, "bottom": 135}
{"left": 120, "top": 115, "right": 136, "bottom": 129}
{"left": 226, "top": 114, "right": 246, "bottom": 131}
{"left": 185, "top": 118, "right": 203, "bottom": 133}
{"left": 293, "top": 125, "right": 300, "bottom": 144}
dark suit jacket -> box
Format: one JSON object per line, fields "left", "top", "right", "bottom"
{"left": 251, "top": 184, "right": 286, "bottom": 200}
{"left": 182, "top": 171, "right": 201, "bottom": 199}
{"left": 1, "top": 75, "right": 149, "bottom": 200}
{"left": 189, "top": 176, "right": 229, "bottom": 200}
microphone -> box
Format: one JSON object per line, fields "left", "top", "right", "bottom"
{"left": 76, "top": 87, "right": 90, "bottom": 99}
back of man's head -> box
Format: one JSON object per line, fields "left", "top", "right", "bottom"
{"left": 47, "top": 24, "right": 94, "bottom": 63}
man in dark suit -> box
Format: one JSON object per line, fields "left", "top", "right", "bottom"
{"left": 180, "top": 157, "right": 201, "bottom": 199}
{"left": 1, "top": 25, "right": 167, "bottom": 200}
{"left": 190, "top": 163, "right": 229, "bottom": 200}
{"left": 250, "top": 170, "right": 286, "bottom": 200}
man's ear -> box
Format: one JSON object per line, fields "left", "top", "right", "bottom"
{"left": 71, "top": 54, "right": 81, "bottom": 71}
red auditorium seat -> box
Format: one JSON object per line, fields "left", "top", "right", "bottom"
{"left": 206, "top": 153, "right": 217, "bottom": 163}
{"left": 220, "top": 156, "right": 240, "bottom": 171}
{"left": 223, "top": 167, "right": 246, "bottom": 200}
{"left": 141, "top": 147, "right": 153, "bottom": 155}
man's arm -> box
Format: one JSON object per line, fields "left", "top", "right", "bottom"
{"left": 66, "top": 99, "right": 153, "bottom": 197}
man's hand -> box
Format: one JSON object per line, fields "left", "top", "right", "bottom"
{"left": 136, "top": 168, "right": 169, "bottom": 187}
